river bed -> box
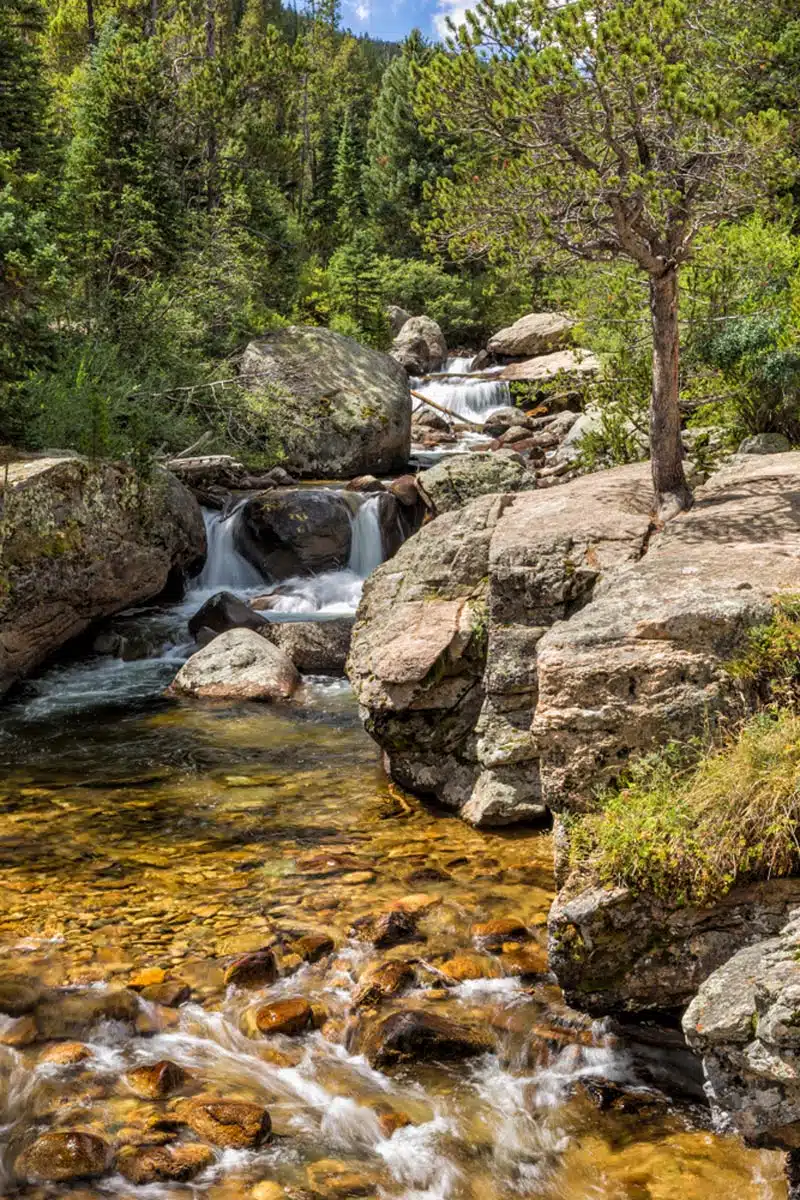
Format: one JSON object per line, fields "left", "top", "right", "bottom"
{"left": 0, "top": 476, "right": 789, "bottom": 1198}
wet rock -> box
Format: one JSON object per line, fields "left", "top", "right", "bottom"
{"left": 251, "top": 1183, "right": 287, "bottom": 1200}
{"left": 439, "top": 955, "right": 502, "bottom": 984}
{"left": 117, "top": 1142, "right": 215, "bottom": 1184}
{"left": 391, "top": 315, "right": 447, "bottom": 376}
{"left": 247, "top": 998, "right": 314, "bottom": 1037}
{"left": 261, "top": 618, "right": 353, "bottom": 676}
{"left": 35, "top": 987, "right": 140, "bottom": 1040}
{"left": 353, "top": 961, "right": 416, "bottom": 1008}
{"left": 350, "top": 908, "right": 421, "bottom": 949}
{"left": 355, "top": 1009, "right": 493, "bottom": 1068}
{"left": 0, "top": 975, "right": 44, "bottom": 1016}
{"left": 578, "top": 1079, "right": 670, "bottom": 1117}
{"left": 140, "top": 980, "right": 191, "bottom": 1007}
{"left": 0, "top": 458, "right": 205, "bottom": 697}
{"left": 235, "top": 488, "right": 354, "bottom": 579}
{"left": 129, "top": 967, "right": 166, "bottom": 989}
{"left": 376, "top": 1109, "right": 413, "bottom": 1138}
{"left": 416, "top": 452, "right": 534, "bottom": 516}
{"left": 39, "top": 1041, "right": 93, "bottom": 1066}
{"left": 182, "top": 1101, "right": 272, "bottom": 1149}
{"left": 240, "top": 327, "right": 411, "bottom": 479}
{"left": 126, "top": 1060, "right": 189, "bottom": 1100}
{"left": 487, "top": 312, "right": 574, "bottom": 358}
{"left": 290, "top": 934, "right": 335, "bottom": 963}
{"left": 471, "top": 918, "right": 530, "bottom": 949}
{"left": 189, "top": 592, "right": 268, "bottom": 641}
{"left": 413, "top": 409, "right": 451, "bottom": 433}
{"left": 15, "top": 1131, "right": 113, "bottom": 1183}
{"left": 501, "top": 944, "right": 549, "bottom": 977}
{"left": 347, "top": 475, "right": 386, "bottom": 494}
{"left": 169, "top": 629, "right": 300, "bottom": 702}
{"left": 224, "top": 948, "right": 278, "bottom": 989}
{"left": 389, "top": 474, "right": 422, "bottom": 508}
{"left": 0, "top": 1014, "right": 37, "bottom": 1046}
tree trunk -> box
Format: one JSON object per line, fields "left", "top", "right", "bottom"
{"left": 649, "top": 267, "right": 692, "bottom": 521}
{"left": 86, "top": 0, "right": 96, "bottom": 45}
{"left": 205, "top": 0, "right": 218, "bottom": 210}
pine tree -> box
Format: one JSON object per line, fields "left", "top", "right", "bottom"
{"left": 363, "top": 29, "right": 445, "bottom": 256}
{"left": 0, "top": 0, "right": 61, "bottom": 411}
{"left": 332, "top": 110, "right": 363, "bottom": 239}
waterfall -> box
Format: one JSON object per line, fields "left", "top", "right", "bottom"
{"left": 193, "top": 506, "right": 265, "bottom": 592}
{"left": 348, "top": 496, "right": 384, "bottom": 579}
{"left": 414, "top": 355, "right": 511, "bottom": 424}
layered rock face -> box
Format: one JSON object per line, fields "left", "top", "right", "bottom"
{"left": 683, "top": 911, "right": 800, "bottom": 1150}
{"left": 545, "top": 454, "right": 800, "bottom": 1014}
{"left": 534, "top": 454, "right": 800, "bottom": 814}
{"left": 0, "top": 457, "right": 205, "bottom": 696}
{"left": 348, "top": 463, "right": 655, "bottom": 826}
{"left": 240, "top": 326, "right": 411, "bottom": 478}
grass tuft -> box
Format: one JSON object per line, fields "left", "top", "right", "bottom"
{"left": 571, "top": 710, "right": 800, "bottom": 907}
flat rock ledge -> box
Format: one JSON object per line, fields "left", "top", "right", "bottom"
{"left": 683, "top": 908, "right": 800, "bottom": 1154}
{"left": 347, "top": 462, "right": 655, "bottom": 826}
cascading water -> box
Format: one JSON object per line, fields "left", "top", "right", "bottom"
{"left": 414, "top": 354, "right": 511, "bottom": 424}
{"left": 194, "top": 505, "right": 265, "bottom": 592}
{"left": 348, "top": 495, "right": 384, "bottom": 579}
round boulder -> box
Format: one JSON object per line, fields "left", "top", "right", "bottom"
{"left": 240, "top": 327, "right": 411, "bottom": 478}
{"left": 169, "top": 629, "right": 300, "bottom": 702}
{"left": 235, "top": 488, "right": 354, "bottom": 580}
{"left": 487, "top": 312, "right": 574, "bottom": 358}
{"left": 16, "top": 1132, "right": 113, "bottom": 1183}
{"left": 391, "top": 316, "right": 448, "bottom": 377}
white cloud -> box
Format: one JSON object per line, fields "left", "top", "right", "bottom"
{"left": 345, "top": 0, "right": 371, "bottom": 23}
{"left": 433, "top": 1, "right": 471, "bottom": 38}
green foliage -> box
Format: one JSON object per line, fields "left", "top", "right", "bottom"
{"left": 571, "top": 709, "right": 800, "bottom": 907}
{"left": 728, "top": 595, "right": 800, "bottom": 707}
{"left": 327, "top": 231, "right": 390, "bottom": 347}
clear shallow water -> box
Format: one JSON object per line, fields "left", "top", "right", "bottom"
{"left": 0, "top": 503, "right": 788, "bottom": 1199}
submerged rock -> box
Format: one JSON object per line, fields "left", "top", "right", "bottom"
{"left": 0, "top": 457, "right": 205, "bottom": 696}
{"left": 170, "top": 629, "right": 300, "bottom": 702}
{"left": 117, "top": 1143, "right": 215, "bottom": 1185}
{"left": 240, "top": 327, "right": 411, "bottom": 478}
{"left": 224, "top": 947, "right": 278, "bottom": 988}
{"left": 353, "top": 961, "right": 416, "bottom": 1007}
{"left": 0, "top": 976, "right": 43, "bottom": 1017}
{"left": 15, "top": 1131, "right": 113, "bottom": 1182}
{"left": 34, "top": 987, "right": 140, "bottom": 1040}
{"left": 181, "top": 1100, "right": 271, "bottom": 1149}
{"left": 125, "top": 1060, "right": 188, "bottom": 1099}
{"left": 354, "top": 1009, "right": 493, "bottom": 1067}
{"left": 416, "top": 452, "right": 535, "bottom": 516}
{"left": 391, "top": 315, "right": 447, "bottom": 376}
{"left": 235, "top": 488, "right": 354, "bottom": 579}
{"left": 488, "top": 312, "right": 574, "bottom": 358}
{"left": 246, "top": 997, "right": 314, "bottom": 1037}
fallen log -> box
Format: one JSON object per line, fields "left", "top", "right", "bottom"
{"left": 410, "top": 389, "right": 484, "bottom": 432}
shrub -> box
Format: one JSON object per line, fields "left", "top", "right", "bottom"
{"left": 571, "top": 709, "right": 800, "bottom": 907}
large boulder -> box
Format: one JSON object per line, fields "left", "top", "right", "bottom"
{"left": 499, "top": 349, "right": 600, "bottom": 383}
{"left": 487, "top": 312, "right": 574, "bottom": 358}
{"left": 0, "top": 456, "right": 205, "bottom": 697}
{"left": 391, "top": 316, "right": 447, "bottom": 376}
{"left": 240, "top": 326, "right": 411, "bottom": 478}
{"left": 533, "top": 454, "right": 800, "bottom": 815}
{"left": 261, "top": 617, "right": 353, "bottom": 675}
{"left": 347, "top": 463, "right": 655, "bottom": 826}
{"left": 234, "top": 488, "right": 355, "bottom": 580}
{"left": 416, "top": 452, "right": 535, "bottom": 516}
{"left": 683, "top": 910, "right": 800, "bottom": 1150}
{"left": 189, "top": 591, "right": 268, "bottom": 640}
{"left": 170, "top": 628, "right": 300, "bottom": 701}
{"left": 540, "top": 455, "right": 800, "bottom": 1015}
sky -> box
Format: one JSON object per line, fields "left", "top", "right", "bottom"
{"left": 341, "top": 0, "right": 472, "bottom": 43}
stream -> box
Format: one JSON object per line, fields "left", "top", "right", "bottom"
{"left": 0, "top": 481, "right": 788, "bottom": 1197}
